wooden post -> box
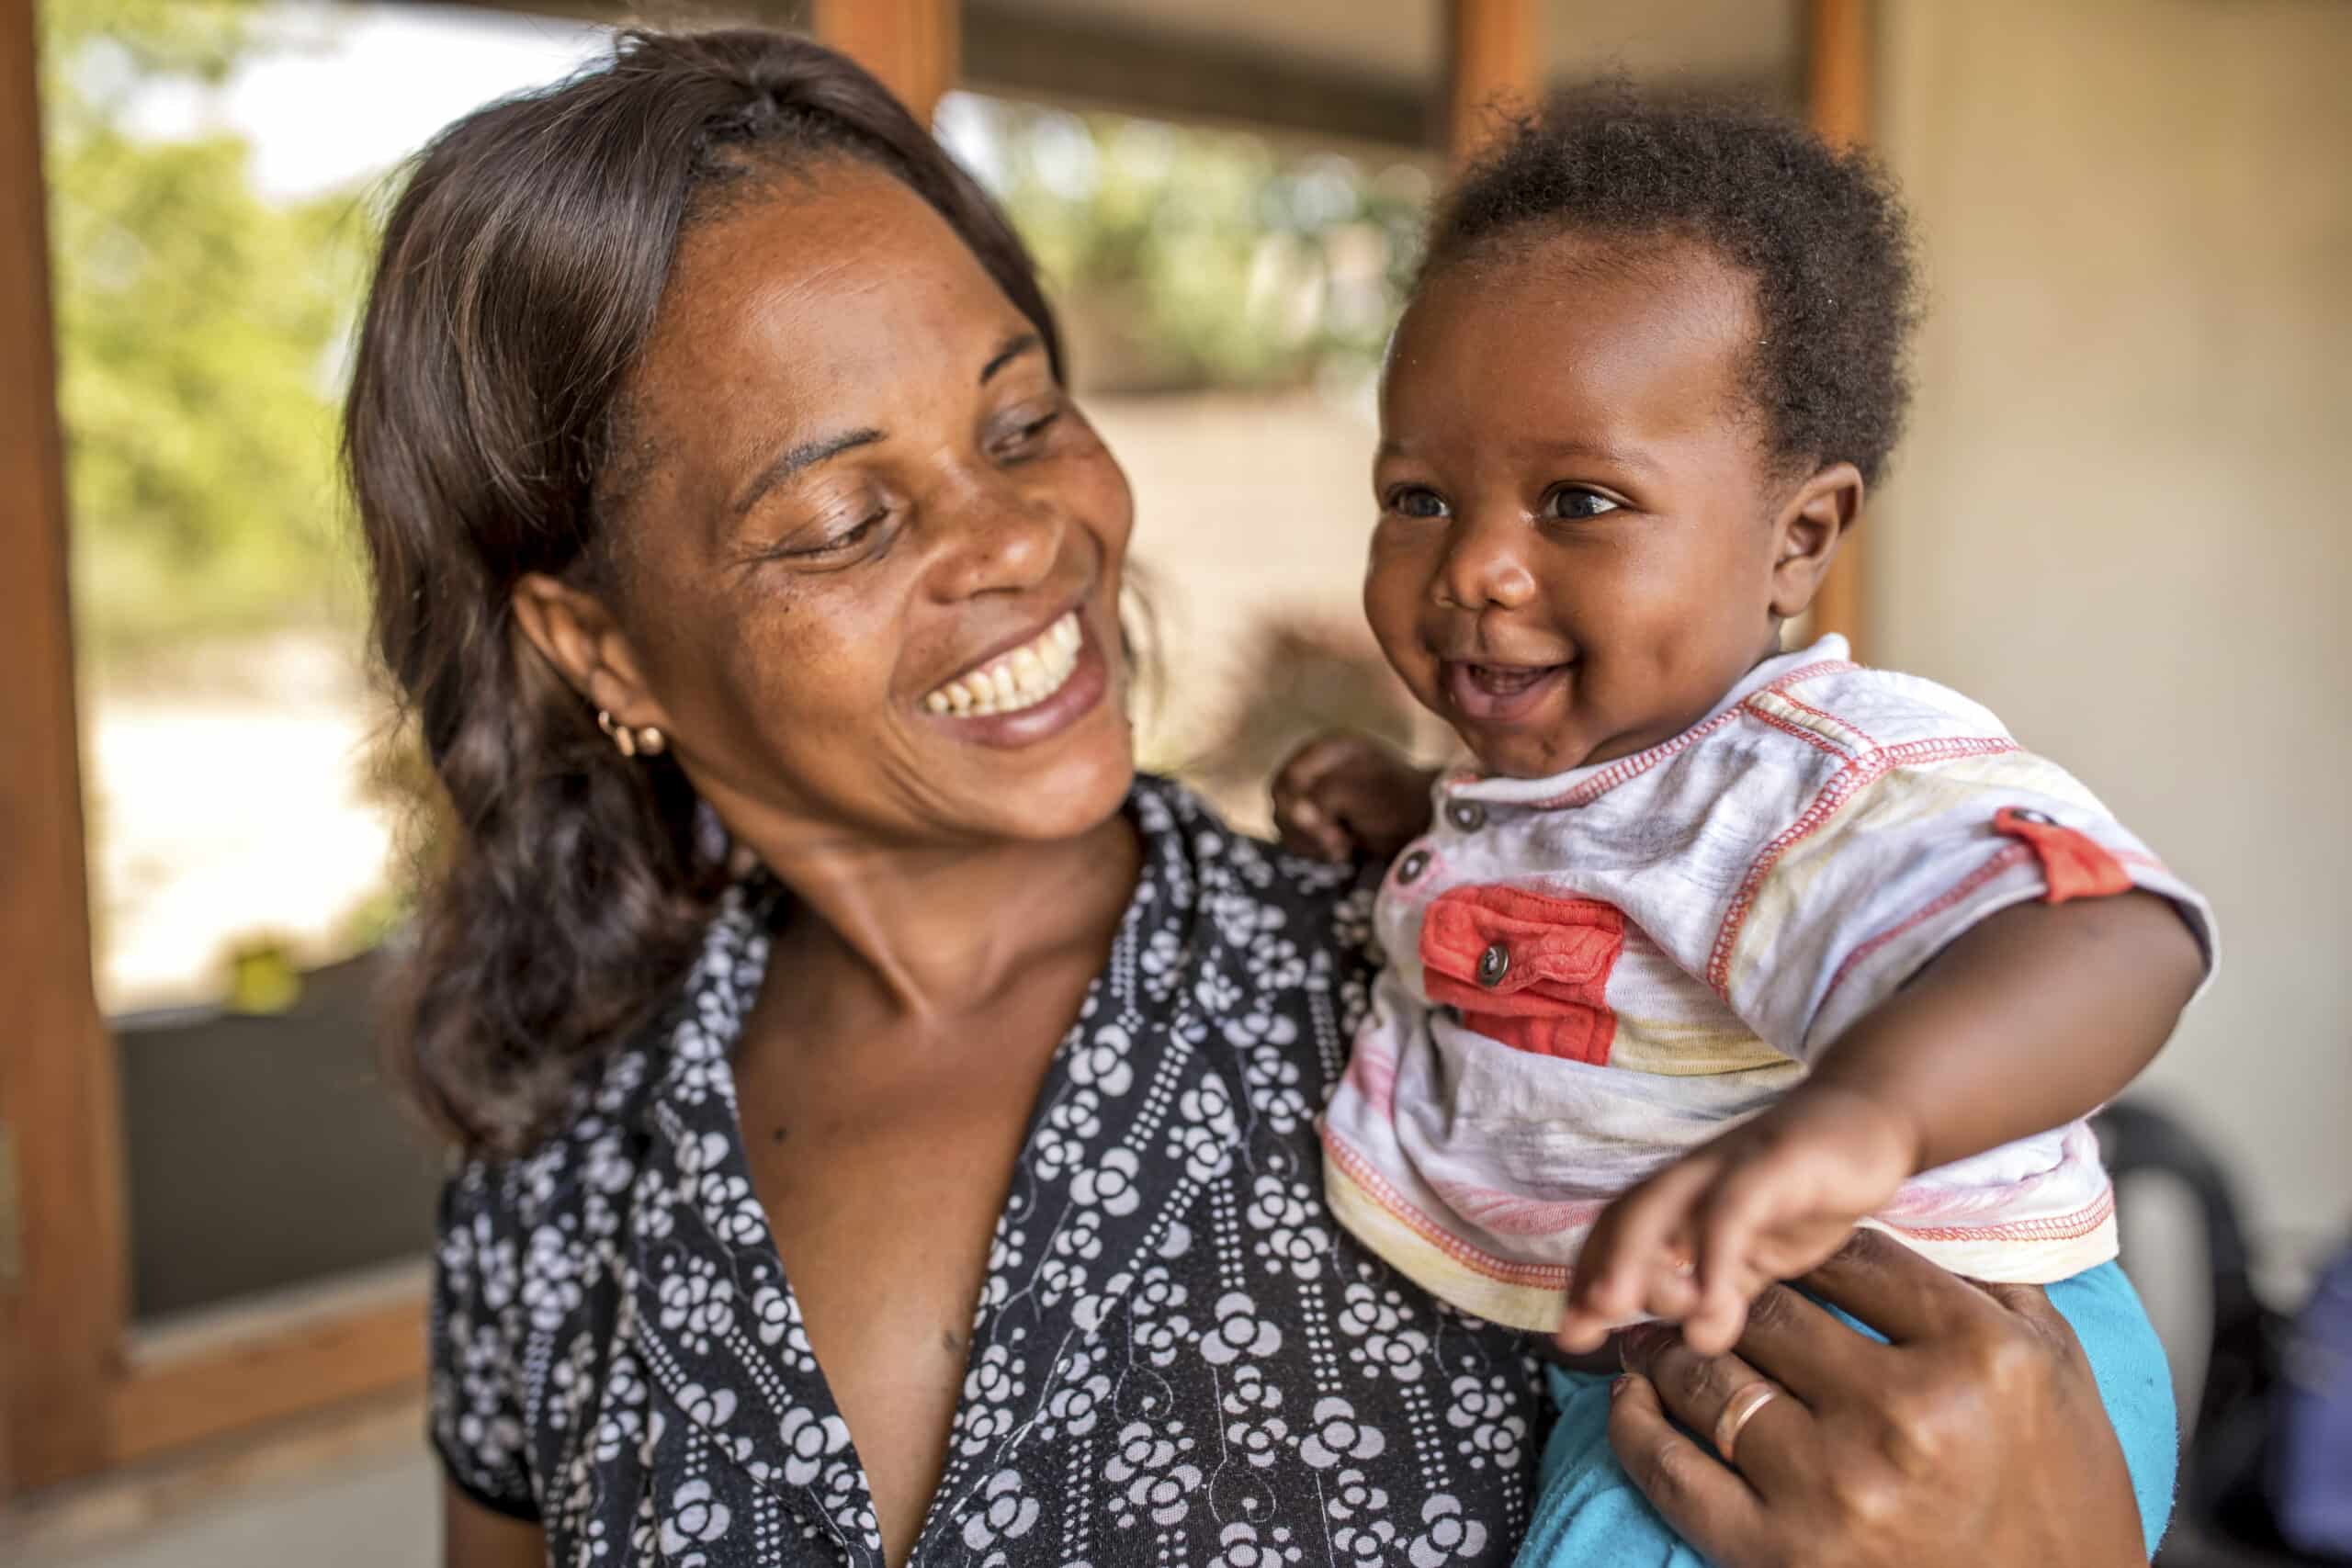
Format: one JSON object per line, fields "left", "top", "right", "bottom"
{"left": 1805, "top": 0, "right": 1872, "bottom": 656}
{"left": 0, "top": 0, "right": 130, "bottom": 1496}
{"left": 812, "top": 0, "right": 959, "bottom": 127}
{"left": 1443, "top": 0, "right": 1542, "bottom": 162}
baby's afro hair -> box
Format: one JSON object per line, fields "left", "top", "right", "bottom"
{"left": 1421, "top": 82, "right": 1922, "bottom": 487}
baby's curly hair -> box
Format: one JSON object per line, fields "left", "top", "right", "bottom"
{"left": 1421, "top": 82, "right": 1922, "bottom": 487}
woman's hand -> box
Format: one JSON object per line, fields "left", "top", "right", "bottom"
{"left": 1271, "top": 731, "right": 1437, "bottom": 863}
{"left": 1609, "top": 1228, "right": 2148, "bottom": 1568}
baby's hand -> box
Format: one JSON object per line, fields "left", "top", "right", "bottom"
{"left": 1271, "top": 732, "right": 1437, "bottom": 864}
{"left": 1555, "top": 1087, "right": 1922, "bottom": 1356}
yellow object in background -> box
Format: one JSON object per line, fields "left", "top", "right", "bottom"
{"left": 224, "top": 936, "right": 300, "bottom": 1015}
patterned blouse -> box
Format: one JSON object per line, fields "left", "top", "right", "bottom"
{"left": 430, "top": 777, "right": 1551, "bottom": 1565}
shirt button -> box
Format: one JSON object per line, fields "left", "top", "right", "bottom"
{"left": 1476, "top": 942, "right": 1510, "bottom": 987}
{"left": 1396, "top": 849, "right": 1431, "bottom": 885}
{"left": 2008, "top": 807, "right": 2055, "bottom": 825}
{"left": 1446, "top": 800, "right": 1487, "bottom": 833}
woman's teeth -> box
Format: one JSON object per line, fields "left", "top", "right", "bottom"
{"left": 924, "top": 612, "right": 1083, "bottom": 717}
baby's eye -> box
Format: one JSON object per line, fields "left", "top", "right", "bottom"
{"left": 1386, "top": 485, "right": 1449, "bottom": 520}
{"left": 1544, "top": 487, "right": 1621, "bottom": 521}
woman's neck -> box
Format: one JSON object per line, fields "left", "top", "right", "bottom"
{"left": 749, "top": 805, "right": 1143, "bottom": 1028}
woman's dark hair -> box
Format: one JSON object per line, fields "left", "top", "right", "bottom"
{"left": 1421, "top": 82, "right": 1920, "bottom": 487}
{"left": 345, "top": 28, "right": 1061, "bottom": 1155}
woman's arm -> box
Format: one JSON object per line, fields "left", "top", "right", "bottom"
{"left": 1605, "top": 1229, "right": 2152, "bottom": 1568}
{"left": 444, "top": 1481, "right": 545, "bottom": 1568}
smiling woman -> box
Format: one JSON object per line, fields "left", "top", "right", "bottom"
{"left": 341, "top": 26, "right": 2173, "bottom": 1568}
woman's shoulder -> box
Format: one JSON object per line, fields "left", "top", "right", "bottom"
{"left": 1135, "top": 775, "right": 1385, "bottom": 1108}
{"left": 435, "top": 1031, "right": 666, "bottom": 1248}
{"left": 1136, "top": 773, "right": 1384, "bottom": 976}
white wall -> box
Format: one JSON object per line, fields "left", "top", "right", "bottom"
{"left": 1874, "top": 0, "right": 2352, "bottom": 1288}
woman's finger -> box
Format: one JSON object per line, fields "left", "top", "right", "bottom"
{"left": 1970, "top": 1276, "right": 2073, "bottom": 1340}
{"left": 1622, "top": 1326, "right": 1816, "bottom": 1498}
{"left": 1607, "top": 1373, "right": 1776, "bottom": 1567}
{"left": 1724, "top": 1280, "right": 1878, "bottom": 1409}
{"left": 1795, "top": 1224, "right": 1994, "bottom": 1345}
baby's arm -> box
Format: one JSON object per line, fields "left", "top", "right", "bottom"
{"left": 1557, "top": 888, "right": 2205, "bottom": 1355}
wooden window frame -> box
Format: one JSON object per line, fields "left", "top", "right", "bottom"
{"left": 1804, "top": 0, "right": 1874, "bottom": 657}
{"left": 0, "top": 0, "right": 957, "bottom": 1497}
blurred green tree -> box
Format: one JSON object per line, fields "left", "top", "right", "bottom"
{"left": 956, "top": 98, "right": 1431, "bottom": 392}
{"left": 40, "top": 0, "right": 371, "bottom": 656}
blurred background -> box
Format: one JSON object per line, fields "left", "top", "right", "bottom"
{"left": 0, "top": 1, "right": 2345, "bottom": 1564}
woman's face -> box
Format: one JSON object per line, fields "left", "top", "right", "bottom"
{"left": 578, "top": 161, "right": 1137, "bottom": 852}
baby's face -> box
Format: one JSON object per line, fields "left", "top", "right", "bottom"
{"left": 1366, "top": 237, "right": 1802, "bottom": 779}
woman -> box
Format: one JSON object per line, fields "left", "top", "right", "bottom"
{"left": 349, "top": 28, "right": 2162, "bottom": 1568}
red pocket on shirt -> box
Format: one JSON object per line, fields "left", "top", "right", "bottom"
{"left": 1419, "top": 885, "right": 1626, "bottom": 1066}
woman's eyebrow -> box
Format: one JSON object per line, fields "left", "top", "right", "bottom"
{"left": 730, "top": 426, "right": 884, "bottom": 517}
{"left": 980, "top": 331, "right": 1042, "bottom": 385}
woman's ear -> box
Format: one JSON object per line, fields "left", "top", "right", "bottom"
{"left": 1768, "top": 462, "right": 1864, "bottom": 622}
{"left": 511, "top": 572, "right": 673, "bottom": 733}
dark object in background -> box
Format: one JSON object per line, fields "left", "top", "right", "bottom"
{"left": 2099, "top": 1101, "right": 2349, "bottom": 1565}
{"left": 117, "top": 948, "right": 442, "bottom": 1320}
{"left": 2274, "top": 1247, "right": 2352, "bottom": 1557}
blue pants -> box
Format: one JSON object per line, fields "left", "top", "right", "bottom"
{"left": 1517, "top": 1261, "right": 2177, "bottom": 1566}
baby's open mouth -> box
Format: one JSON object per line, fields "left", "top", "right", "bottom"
{"left": 1443, "top": 660, "right": 1570, "bottom": 723}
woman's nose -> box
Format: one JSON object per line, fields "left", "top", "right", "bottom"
{"left": 933, "top": 468, "right": 1063, "bottom": 601}
{"left": 1436, "top": 514, "right": 1536, "bottom": 612}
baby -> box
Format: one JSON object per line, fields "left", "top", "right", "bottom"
{"left": 1274, "top": 89, "right": 2214, "bottom": 1562}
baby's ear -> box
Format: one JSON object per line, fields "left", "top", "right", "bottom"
{"left": 1768, "top": 462, "right": 1864, "bottom": 621}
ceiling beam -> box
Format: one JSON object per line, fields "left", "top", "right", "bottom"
{"left": 959, "top": 3, "right": 1428, "bottom": 151}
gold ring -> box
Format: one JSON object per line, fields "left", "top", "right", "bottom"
{"left": 1712, "top": 1381, "right": 1781, "bottom": 1466}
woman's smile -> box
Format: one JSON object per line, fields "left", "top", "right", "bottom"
{"left": 918, "top": 605, "right": 1113, "bottom": 748}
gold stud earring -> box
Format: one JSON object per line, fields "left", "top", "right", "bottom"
{"left": 596, "top": 709, "right": 639, "bottom": 759}
{"left": 637, "top": 727, "right": 666, "bottom": 756}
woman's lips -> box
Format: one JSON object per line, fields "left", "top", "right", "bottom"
{"left": 1442, "top": 660, "right": 1570, "bottom": 724}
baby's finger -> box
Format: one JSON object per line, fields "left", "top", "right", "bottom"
{"left": 1281, "top": 823, "right": 1354, "bottom": 863}
{"left": 1273, "top": 799, "right": 1354, "bottom": 863}
{"left": 1275, "top": 732, "right": 1366, "bottom": 797}
{"left": 1745, "top": 1216, "right": 1854, "bottom": 1285}
{"left": 1639, "top": 1251, "right": 1702, "bottom": 1325}
{"left": 1680, "top": 1263, "right": 1766, "bottom": 1356}
{"left": 1576, "top": 1163, "right": 1713, "bottom": 1323}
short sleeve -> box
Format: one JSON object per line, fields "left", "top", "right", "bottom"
{"left": 427, "top": 1159, "right": 540, "bottom": 1521}
{"left": 1724, "top": 750, "right": 2217, "bottom": 1059}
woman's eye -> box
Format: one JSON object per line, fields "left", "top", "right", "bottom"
{"left": 763, "top": 506, "right": 888, "bottom": 562}
{"left": 1545, "top": 487, "right": 1621, "bottom": 521}
{"left": 1386, "top": 486, "right": 1449, "bottom": 520}
{"left": 829, "top": 513, "right": 886, "bottom": 550}
{"left": 995, "top": 407, "right": 1063, "bottom": 460}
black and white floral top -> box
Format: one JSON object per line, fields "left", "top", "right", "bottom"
{"left": 430, "top": 777, "right": 1550, "bottom": 1565}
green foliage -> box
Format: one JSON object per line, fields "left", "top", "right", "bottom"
{"left": 40, "top": 0, "right": 375, "bottom": 656}
{"left": 966, "top": 100, "right": 1431, "bottom": 392}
